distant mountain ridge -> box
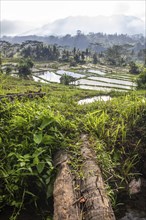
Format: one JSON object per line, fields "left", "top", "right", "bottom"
{"left": 20, "top": 15, "right": 145, "bottom": 36}
{"left": 1, "top": 32, "right": 145, "bottom": 54}
{"left": 1, "top": 15, "right": 145, "bottom": 37}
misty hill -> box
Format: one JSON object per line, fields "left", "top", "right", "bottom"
{"left": 22, "top": 15, "right": 144, "bottom": 36}
{"left": 1, "top": 15, "right": 144, "bottom": 37}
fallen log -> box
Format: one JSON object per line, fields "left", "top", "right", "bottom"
{"left": 53, "top": 150, "right": 80, "bottom": 220}
{"left": 80, "top": 134, "right": 116, "bottom": 220}
{"left": 52, "top": 137, "right": 115, "bottom": 220}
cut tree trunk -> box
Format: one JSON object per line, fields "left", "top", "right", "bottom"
{"left": 53, "top": 150, "right": 79, "bottom": 220}
{"left": 52, "top": 135, "right": 116, "bottom": 220}
{"left": 80, "top": 134, "right": 116, "bottom": 220}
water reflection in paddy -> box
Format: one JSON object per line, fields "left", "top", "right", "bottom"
{"left": 33, "top": 69, "right": 136, "bottom": 92}
{"left": 88, "top": 69, "right": 106, "bottom": 75}
{"left": 89, "top": 76, "right": 136, "bottom": 86}
{"left": 56, "top": 70, "right": 84, "bottom": 78}
{"left": 78, "top": 79, "right": 133, "bottom": 90}
{"left": 33, "top": 71, "right": 61, "bottom": 83}
{"left": 79, "top": 85, "right": 127, "bottom": 92}
{"left": 78, "top": 96, "right": 111, "bottom": 105}
{"left": 110, "top": 74, "right": 132, "bottom": 80}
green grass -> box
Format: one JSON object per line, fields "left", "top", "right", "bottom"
{"left": 0, "top": 72, "right": 146, "bottom": 219}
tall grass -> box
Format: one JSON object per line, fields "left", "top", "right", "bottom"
{"left": 0, "top": 74, "right": 146, "bottom": 218}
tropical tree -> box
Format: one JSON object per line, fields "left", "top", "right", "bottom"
{"left": 137, "top": 68, "right": 146, "bottom": 89}
{"left": 81, "top": 52, "right": 85, "bottom": 63}
{"left": 17, "top": 58, "right": 34, "bottom": 78}
{"left": 74, "top": 54, "right": 80, "bottom": 63}
{"left": 129, "top": 61, "right": 139, "bottom": 74}
{"left": 106, "top": 45, "right": 123, "bottom": 66}
{"left": 0, "top": 53, "right": 2, "bottom": 66}
{"left": 93, "top": 53, "right": 98, "bottom": 64}
{"left": 60, "top": 74, "right": 75, "bottom": 85}
{"left": 142, "top": 49, "right": 146, "bottom": 66}
{"left": 5, "top": 66, "right": 12, "bottom": 75}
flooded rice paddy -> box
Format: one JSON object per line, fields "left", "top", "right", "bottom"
{"left": 88, "top": 76, "right": 136, "bottom": 86}
{"left": 77, "top": 79, "right": 133, "bottom": 90}
{"left": 56, "top": 70, "right": 84, "bottom": 78}
{"left": 78, "top": 95, "right": 111, "bottom": 104}
{"left": 33, "top": 71, "right": 60, "bottom": 83}
{"left": 88, "top": 69, "right": 106, "bottom": 75}
{"left": 33, "top": 68, "right": 136, "bottom": 92}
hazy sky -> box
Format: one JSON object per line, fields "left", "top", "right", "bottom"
{"left": 1, "top": 0, "right": 145, "bottom": 27}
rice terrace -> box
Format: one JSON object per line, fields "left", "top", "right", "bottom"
{"left": 0, "top": 1, "right": 146, "bottom": 220}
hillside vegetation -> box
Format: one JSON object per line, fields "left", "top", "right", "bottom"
{"left": 0, "top": 72, "right": 146, "bottom": 219}
{"left": 0, "top": 32, "right": 146, "bottom": 219}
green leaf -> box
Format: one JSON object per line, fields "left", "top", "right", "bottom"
{"left": 45, "top": 176, "right": 51, "bottom": 184}
{"left": 20, "top": 162, "right": 26, "bottom": 167}
{"left": 37, "top": 163, "right": 45, "bottom": 174}
{"left": 11, "top": 201, "right": 21, "bottom": 208}
{"left": 32, "top": 148, "right": 45, "bottom": 157}
{"left": 40, "top": 117, "right": 54, "bottom": 130}
{"left": 42, "top": 134, "right": 54, "bottom": 144}
{"left": 33, "top": 156, "right": 39, "bottom": 165}
{"left": 8, "top": 152, "right": 16, "bottom": 157}
{"left": 33, "top": 132, "right": 42, "bottom": 144}
{"left": 47, "top": 183, "right": 53, "bottom": 198}
{"left": 46, "top": 161, "right": 53, "bottom": 169}
{"left": 25, "top": 191, "right": 36, "bottom": 198}
{"left": 28, "top": 167, "right": 33, "bottom": 173}
{"left": 24, "top": 154, "right": 31, "bottom": 159}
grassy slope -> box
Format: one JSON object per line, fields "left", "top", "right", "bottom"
{"left": 0, "top": 73, "right": 146, "bottom": 219}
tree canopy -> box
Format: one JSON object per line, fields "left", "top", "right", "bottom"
{"left": 129, "top": 61, "right": 139, "bottom": 74}
{"left": 17, "top": 58, "right": 34, "bottom": 78}
{"left": 60, "top": 74, "right": 76, "bottom": 85}
{"left": 137, "top": 68, "right": 146, "bottom": 89}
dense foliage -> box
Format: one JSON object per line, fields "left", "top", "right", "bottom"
{"left": 17, "top": 58, "right": 34, "bottom": 78}
{"left": 1, "top": 33, "right": 145, "bottom": 67}
{"left": 137, "top": 68, "right": 146, "bottom": 89}
{"left": 0, "top": 73, "right": 146, "bottom": 219}
{"left": 0, "top": 98, "right": 65, "bottom": 219}
{"left": 129, "top": 61, "right": 140, "bottom": 74}
{"left": 60, "top": 74, "right": 75, "bottom": 85}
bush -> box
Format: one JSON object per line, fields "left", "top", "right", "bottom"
{"left": 129, "top": 61, "right": 139, "bottom": 74}
{"left": 60, "top": 74, "right": 75, "bottom": 85}
{"left": 137, "top": 68, "right": 146, "bottom": 89}
{"left": 17, "top": 58, "right": 34, "bottom": 78}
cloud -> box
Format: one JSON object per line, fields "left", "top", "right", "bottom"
{"left": 0, "top": 20, "right": 34, "bottom": 36}
{"left": 1, "top": 20, "right": 17, "bottom": 35}
{"left": 23, "top": 15, "right": 145, "bottom": 36}
{"left": 1, "top": 0, "right": 145, "bottom": 24}
{"left": 114, "top": 2, "right": 130, "bottom": 14}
